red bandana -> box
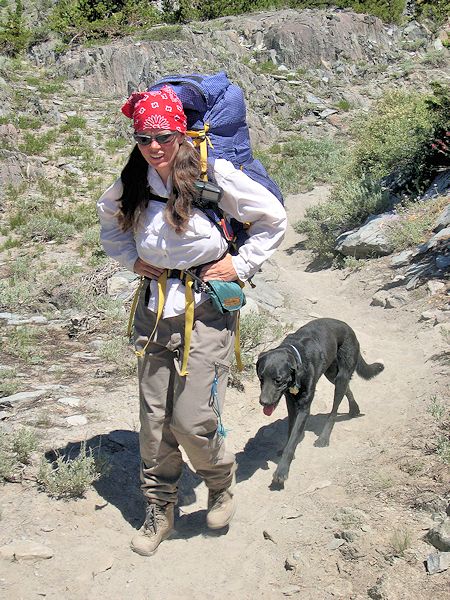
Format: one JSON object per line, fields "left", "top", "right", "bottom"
{"left": 121, "top": 85, "right": 187, "bottom": 133}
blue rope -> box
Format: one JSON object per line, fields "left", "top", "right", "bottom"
{"left": 210, "top": 366, "right": 229, "bottom": 438}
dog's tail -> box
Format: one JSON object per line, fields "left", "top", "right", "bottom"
{"left": 356, "top": 354, "right": 384, "bottom": 380}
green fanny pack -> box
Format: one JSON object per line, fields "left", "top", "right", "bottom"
{"left": 206, "top": 280, "right": 246, "bottom": 313}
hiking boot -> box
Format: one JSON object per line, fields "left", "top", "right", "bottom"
{"left": 130, "top": 503, "right": 174, "bottom": 556}
{"left": 206, "top": 484, "right": 236, "bottom": 529}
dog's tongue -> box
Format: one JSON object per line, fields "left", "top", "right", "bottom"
{"left": 263, "top": 405, "right": 275, "bottom": 416}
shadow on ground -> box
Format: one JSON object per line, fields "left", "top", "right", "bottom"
{"left": 236, "top": 411, "right": 364, "bottom": 485}
{"left": 44, "top": 411, "right": 361, "bottom": 536}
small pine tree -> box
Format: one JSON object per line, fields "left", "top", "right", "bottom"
{"left": 0, "top": 0, "right": 32, "bottom": 56}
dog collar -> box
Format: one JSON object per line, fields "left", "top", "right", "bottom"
{"left": 288, "top": 344, "right": 302, "bottom": 365}
{"left": 287, "top": 344, "right": 302, "bottom": 394}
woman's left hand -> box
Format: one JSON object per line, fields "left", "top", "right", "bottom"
{"left": 200, "top": 253, "right": 238, "bottom": 282}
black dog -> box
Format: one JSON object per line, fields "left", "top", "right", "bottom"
{"left": 256, "top": 318, "right": 384, "bottom": 487}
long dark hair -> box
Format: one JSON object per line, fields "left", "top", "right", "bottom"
{"left": 118, "top": 140, "right": 201, "bottom": 233}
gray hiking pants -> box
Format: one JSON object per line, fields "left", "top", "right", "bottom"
{"left": 133, "top": 280, "right": 237, "bottom": 506}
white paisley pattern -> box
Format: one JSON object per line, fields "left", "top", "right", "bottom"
{"left": 142, "top": 114, "right": 171, "bottom": 130}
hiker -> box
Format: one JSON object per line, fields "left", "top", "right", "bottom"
{"left": 97, "top": 86, "right": 287, "bottom": 556}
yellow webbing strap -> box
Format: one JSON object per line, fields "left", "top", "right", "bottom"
{"left": 187, "top": 125, "right": 213, "bottom": 182}
{"left": 127, "top": 276, "right": 145, "bottom": 339}
{"left": 128, "top": 272, "right": 244, "bottom": 375}
{"left": 135, "top": 270, "right": 167, "bottom": 358}
{"left": 180, "top": 273, "right": 195, "bottom": 376}
{"left": 234, "top": 311, "right": 243, "bottom": 372}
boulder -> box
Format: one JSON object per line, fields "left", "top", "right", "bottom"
{"left": 335, "top": 214, "right": 397, "bottom": 258}
{"left": 426, "top": 518, "right": 450, "bottom": 552}
{"left": 426, "top": 551, "right": 450, "bottom": 574}
{"left": 433, "top": 204, "right": 450, "bottom": 233}
{"left": 423, "top": 171, "right": 450, "bottom": 202}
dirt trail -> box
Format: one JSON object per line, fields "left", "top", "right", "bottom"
{"left": 1, "top": 190, "right": 448, "bottom": 600}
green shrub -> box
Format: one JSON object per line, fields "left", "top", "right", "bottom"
{"left": 349, "top": 84, "right": 449, "bottom": 194}
{"left": 349, "top": 90, "right": 433, "bottom": 182}
{"left": 0, "top": 279, "right": 36, "bottom": 310}
{"left": 61, "top": 203, "right": 98, "bottom": 229}
{"left": 11, "top": 428, "right": 38, "bottom": 464}
{"left": 385, "top": 197, "right": 446, "bottom": 251}
{"left": 0, "top": 237, "right": 20, "bottom": 251}
{"left": 389, "top": 529, "right": 412, "bottom": 556}
{"left": 37, "top": 78, "right": 67, "bottom": 95}
{"left": 415, "top": 0, "right": 450, "bottom": 25}
{"left": 428, "top": 396, "right": 446, "bottom": 421}
{"left": 0, "top": 446, "right": 17, "bottom": 481}
{"left": 256, "top": 136, "right": 347, "bottom": 194}
{"left": 80, "top": 225, "right": 101, "bottom": 249}
{"left": 335, "top": 99, "right": 352, "bottom": 112}
{"left": 17, "top": 115, "right": 41, "bottom": 130}
{"left": 422, "top": 49, "right": 448, "bottom": 68}
{"left": 60, "top": 115, "right": 87, "bottom": 131}
{"left": 162, "top": 1, "right": 406, "bottom": 25}
{"left": 0, "top": 368, "right": 19, "bottom": 397}
{"left": 104, "top": 137, "right": 129, "bottom": 152}
{"left": 18, "top": 130, "right": 58, "bottom": 155}
{"left": 295, "top": 177, "right": 390, "bottom": 258}
{"left": 49, "top": 0, "right": 161, "bottom": 44}
{"left": 37, "top": 177, "right": 70, "bottom": 203}
{"left": 38, "top": 442, "right": 104, "bottom": 498}
{"left": 0, "top": 326, "right": 43, "bottom": 364}
{"left": 0, "top": 256, "right": 37, "bottom": 310}
{"left": 426, "top": 395, "right": 450, "bottom": 465}
{"left": 140, "top": 24, "right": 184, "bottom": 42}
{"left": 18, "top": 215, "right": 77, "bottom": 242}
{"left": 436, "top": 436, "right": 450, "bottom": 464}
{"left": 0, "top": 0, "right": 32, "bottom": 56}
{"left": 99, "top": 337, "right": 136, "bottom": 376}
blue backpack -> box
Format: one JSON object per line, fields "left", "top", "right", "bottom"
{"left": 148, "top": 71, "right": 284, "bottom": 205}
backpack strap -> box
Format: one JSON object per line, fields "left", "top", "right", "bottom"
{"left": 187, "top": 125, "right": 213, "bottom": 181}
{"left": 133, "top": 270, "right": 168, "bottom": 358}
{"left": 180, "top": 273, "right": 195, "bottom": 376}
{"left": 146, "top": 189, "right": 235, "bottom": 246}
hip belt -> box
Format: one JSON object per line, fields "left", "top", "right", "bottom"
{"left": 128, "top": 269, "right": 244, "bottom": 376}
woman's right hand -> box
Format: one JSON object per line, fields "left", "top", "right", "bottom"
{"left": 133, "top": 258, "right": 165, "bottom": 280}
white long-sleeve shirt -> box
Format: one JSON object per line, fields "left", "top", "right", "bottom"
{"left": 97, "top": 158, "right": 287, "bottom": 317}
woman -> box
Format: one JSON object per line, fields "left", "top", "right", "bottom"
{"left": 97, "top": 86, "right": 287, "bottom": 556}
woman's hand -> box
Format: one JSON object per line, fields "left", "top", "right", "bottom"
{"left": 200, "top": 253, "right": 238, "bottom": 282}
{"left": 133, "top": 258, "right": 165, "bottom": 280}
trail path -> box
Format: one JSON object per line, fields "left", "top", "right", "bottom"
{"left": 1, "top": 190, "right": 448, "bottom": 600}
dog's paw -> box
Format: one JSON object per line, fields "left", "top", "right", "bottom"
{"left": 272, "top": 467, "right": 288, "bottom": 486}
{"left": 348, "top": 407, "right": 361, "bottom": 418}
{"left": 349, "top": 410, "right": 364, "bottom": 418}
{"left": 314, "top": 437, "right": 329, "bottom": 448}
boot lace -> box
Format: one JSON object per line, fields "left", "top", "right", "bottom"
{"left": 209, "top": 488, "right": 228, "bottom": 509}
{"left": 144, "top": 504, "right": 167, "bottom": 534}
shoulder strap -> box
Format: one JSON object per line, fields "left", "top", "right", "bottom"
{"left": 146, "top": 188, "right": 235, "bottom": 244}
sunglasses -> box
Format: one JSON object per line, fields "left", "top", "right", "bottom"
{"left": 133, "top": 132, "right": 178, "bottom": 146}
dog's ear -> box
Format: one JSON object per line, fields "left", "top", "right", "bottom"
{"left": 255, "top": 350, "right": 269, "bottom": 375}
{"left": 255, "top": 354, "right": 264, "bottom": 375}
